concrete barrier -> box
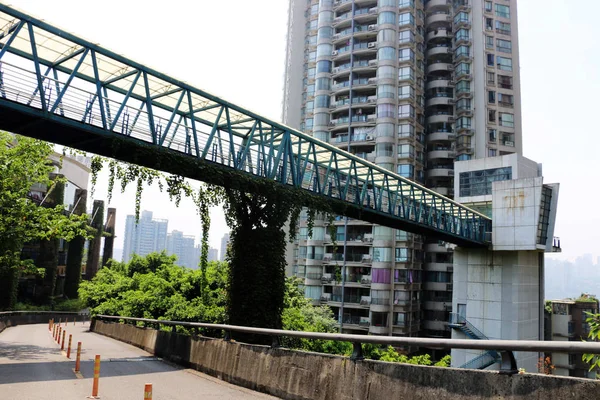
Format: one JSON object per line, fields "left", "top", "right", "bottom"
{"left": 92, "top": 320, "right": 600, "bottom": 400}
{"left": 0, "top": 312, "right": 89, "bottom": 334}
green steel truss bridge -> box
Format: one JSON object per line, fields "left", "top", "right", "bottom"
{"left": 0, "top": 4, "right": 490, "bottom": 247}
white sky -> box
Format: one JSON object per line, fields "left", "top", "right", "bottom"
{"left": 7, "top": 0, "right": 599, "bottom": 261}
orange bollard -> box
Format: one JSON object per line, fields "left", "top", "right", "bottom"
{"left": 75, "top": 342, "right": 82, "bottom": 372}
{"left": 67, "top": 334, "right": 72, "bottom": 358}
{"left": 52, "top": 324, "right": 56, "bottom": 337}
{"left": 65, "top": 317, "right": 68, "bottom": 326}
{"left": 54, "top": 326, "right": 58, "bottom": 341}
{"left": 57, "top": 327, "right": 62, "bottom": 343}
{"left": 144, "top": 383, "right": 152, "bottom": 399}
{"left": 91, "top": 355, "right": 101, "bottom": 398}
{"left": 61, "top": 330, "right": 66, "bottom": 350}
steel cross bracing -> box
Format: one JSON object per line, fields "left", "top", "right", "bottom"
{"left": 0, "top": 4, "right": 491, "bottom": 246}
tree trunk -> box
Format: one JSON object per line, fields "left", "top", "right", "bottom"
{"left": 101, "top": 208, "right": 116, "bottom": 267}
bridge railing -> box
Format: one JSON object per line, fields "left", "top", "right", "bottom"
{"left": 0, "top": 4, "right": 492, "bottom": 246}
{"left": 94, "top": 315, "right": 600, "bottom": 375}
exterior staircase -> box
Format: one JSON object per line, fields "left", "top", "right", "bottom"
{"left": 448, "top": 313, "right": 501, "bottom": 369}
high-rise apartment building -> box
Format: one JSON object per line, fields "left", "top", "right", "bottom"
{"left": 166, "top": 230, "right": 198, "bottom": 269}
{"left": 122, "top": 210, "right": 168, "bottom": 263}
{"left": 283, "top": 0, "right": 522, "bottom": 340}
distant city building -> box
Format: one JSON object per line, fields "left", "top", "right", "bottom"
{"left": 166, "top": 230, "right": 198, "bottom": 269}
{"left": 208, "top": 248, "right": 219, "bottom": 262}
{"left": 122, "top": 210, "right": 168, "bottom": 263}
{"left": 220, "top": 233, "right": 230, "bottom": 262}
{"left": 546, "top": 296, "right": 599, "bottom": 379}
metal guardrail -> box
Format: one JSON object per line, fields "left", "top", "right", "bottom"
{"left": 0, "top": 310, "right": 89, "bottom": 316}
{"left": 95, "top": 315, "right": 600, "bottom": 375}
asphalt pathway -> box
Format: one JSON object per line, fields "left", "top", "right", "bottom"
{"left": 0, "top": 323, "right": 277, "bottom": 399}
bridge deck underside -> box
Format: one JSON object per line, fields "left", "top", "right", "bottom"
{"left": 0, "top": 5, "right": 491, "bottom": 247}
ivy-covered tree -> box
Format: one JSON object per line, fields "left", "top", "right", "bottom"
{"left": 0, "top": 132, "right": 90, "bottom": 310}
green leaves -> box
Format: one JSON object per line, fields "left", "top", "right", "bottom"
{"left": 582, "top": 311, "right": 600, "bottom": 373}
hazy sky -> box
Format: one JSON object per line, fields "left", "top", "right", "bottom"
{"left": 7, "top": 0, "right": 598, "bottom": 261}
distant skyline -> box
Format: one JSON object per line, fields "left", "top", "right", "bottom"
{"left": 8, "top": 0, "right": 600, "bottom": 261}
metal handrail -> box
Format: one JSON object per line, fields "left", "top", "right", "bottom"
{"left": 0, "top": 310, "right": 90, "bottom": 316}
{"left": 94, "top": 315, "right": 600, "bottom": 375}
{"left": 460, "top": 350, "right": 500, "bottom": 369}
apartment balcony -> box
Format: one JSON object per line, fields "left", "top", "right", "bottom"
{"left": 430, "top": 186, "right": 454, "bottom": 197}
{"left": 332, "top": 25, "right": 377, "bottom": 44}
{"left": 305, "top": 273, "right": 323, "bottom": 285}
{"left": 427, "top": 131, "right": 455, "bottom": 142}
{"left": 425, "top": 96, "right": 452, "bottom": 107}
{"left": 331, "top": 60, "right": 376, "bottom": 79}
{"left": 369, "top": 325, "right": 389, "bottom": 335}
{"left": 329, "top": 95, "right": 376, "bottom": 112}
{"left": 340, "top": 315, "right": 370, "bottom": 330}
{"left": 426, "top": 62, "right": 453, "bottom": 74}
{"left": 456, "top": 106, "right": 473, "bottom": 117}
{"left": 426, "top": 12, "right": 451, "bottom": 27}
{"left": 427, "top": 150, "right": 455, "bottom": 161}
{"left": 329, "top": 114, "right": 376, "bottom": 130}
{"left": 425, "top": 78, "right": 453, "bottom": 90}
{"left": 425, "top": 242, "right": 452, "bottom": 253}
{"left": 424, "top": 262, "right": 453, "bottom": 272}
{"left": 426, "top": 29, "right": 452, "bottom": 42}
{"left": 426, "top": 167, "right": 454, "bottom": 179}
{"left": 425, "top": 0, "right": 451, "bottom": 12}
{"left": 426, "top": 45, "right": 452, "bottom": 58}
{"left": 331, "top": 77, "right": 376, "bottom": 95}
{"left": 424, "top": 281, "right": 452, "bottom": 291}
{"left": 456, "top": 90, "right": 473, "bottom": 100}
{"left": 427, "top": 113, "right": 453, "bottom": 124}
{"left": 370, "top": 300, "right": 390, "bottom": 312}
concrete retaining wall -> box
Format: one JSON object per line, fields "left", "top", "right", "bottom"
{"left": 92, "top": 320, "right": 600, "bottom": 400}
{"left": 0, "top": 312, "right": 87, "bottom": 334}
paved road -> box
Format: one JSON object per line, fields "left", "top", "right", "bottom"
{"left": 0, "top": 323, "right": 277, "bottom": 400}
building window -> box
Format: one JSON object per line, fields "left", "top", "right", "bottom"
{"left": 398, "top": 85, "right": 414, "bottom": 99}
{"left": 456, "top": 98, "right": 471, "bottom": 111}
{"left": 488, "top": 109, "right": 496, "bottom": 123}
{"left": 487, "top": 53, "right": 494, "bottom": 66}
{"left": 399, "top": 48, "right": 414, "bottom": 62}
{"left": 497, "top": 56, "right": 512, "bottom": 71}
{"left": 455, "top": 45, "right": 470, "bottom": 58}
{"left": 485, "top": 36, "right": 494, "bottom": 49}
{"left": 485, "top": 18, "right": 493, "bottom": 30}
{"left": 455, "top": 28, "right": 469, "bottom": 41}
{"left": 398, "top": 12, "right": 414, "bottom": 27}
{"left": 397, "top": 164, "right": 414, "bottom": 178}
{"left": 454, "top": 11, "right": 469, "bottom": 24}
{"left": 488, "top": 148, "right": 497, "bottom": 157}
{"left": 378, "top": 65, "right": 396, "bottom": 79}
{"left": 399, "top": 66, "right": 414, "bottom": 81}
{"left": 456, "top": 62, "right": 471, "bottom": 75}
{"left": 378, "top": 46, "right": 397, "bottom": 61}
{"left": 488, "top": 91, "right": 496, "bottom": 103}
{"left": 499, "top": 112, "right": 514, "bottom": 127}
{"left": 484, "top": 1, "right": 493, "bottom": 12}
{"left": 377, "top": 104, "right": 395, "bottom": 118}
{"left": 378, "top": 84, "right": 395, "bottom": 99}
{"left": 378, "top": 28, "right": 397, "bottom": 42}
{"left": 316, "top": 60, "right": 331, "bottom": 73}
{"left": 498, "top": 74, "right": 513, "bottom": 89}
{"left": 495, "top": 20, "right": 511, "bottom": 35}
{"left": 398, "top": 104, "right": 414, "bottom": 118}
{"left": 487, "top": 71, "right": 495, "bottom": 84}
{"left": 399, "top": 29, "right": 414, "bottom": 43}
{"left": 488, "top": 129, "right": 497, "bottom": 142}
{"left": 378, "top": 11, "right": 396, "bottom": 25}
{"left": 459, "top": 167, "right": 512, "bottom": 197}
{"left": 495, "top": 4, "right": 510, "bottom": 19}
{"left": 398, "top": 124, "right": 414, "bottom": 137}
{"left": 398, "top": 144, "right": 414, "bottom": 158}
{"left": 496, "top": 39, "right": 512, "bottom": 53}
{"left": 498, "top": 93, "right": 514, "bottom": 107}
{"left": 315, "top": 95, "right": 330, "bottom": 108}
{"left": 456, "top": 116, "right": 471, "bottom": 129}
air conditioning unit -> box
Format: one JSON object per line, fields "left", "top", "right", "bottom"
{"left": 368, "top": 24, "right": 376, "bottom": 31}
{"left": 332, "top": 50, "right": 339, "bottom": 56}
{"left": 367, "top": 42, "right": 377, "bottom": 49}
{"left": 366, "top": 134, "right": 374, "bottom": 141}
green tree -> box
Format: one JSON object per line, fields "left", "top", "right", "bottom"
{"left": 582, "top": 312, "right": 600, "bottom": 375}
{"left": 0, "top": 133, "right": 90, "bottom": 310}
{"left": 281, "top": 277, "right": 352, "bottom": 355}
